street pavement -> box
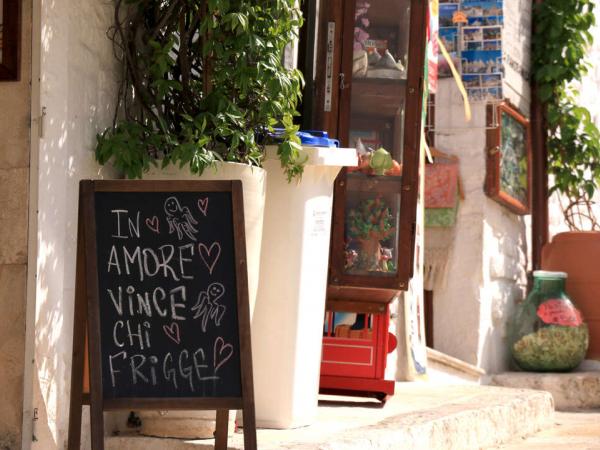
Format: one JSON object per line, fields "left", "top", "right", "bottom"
{"left": 496, "top": 411, "right": 600, "bottom": 449}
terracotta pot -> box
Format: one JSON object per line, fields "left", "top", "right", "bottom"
{"left": 541, "top": 231, "right": 600, "bottom": 359}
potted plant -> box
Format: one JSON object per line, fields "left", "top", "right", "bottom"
{"left": 94, "top": 0, "right": 304, "bottom": 438}
{"left": 533, "top": 0, "right": 600, "bottom": 360}
{"left": 95, "top": 0, "right": 305, "bottom": 310}
{"left": 96, "top": 0, "right": 304, "bottom": 180}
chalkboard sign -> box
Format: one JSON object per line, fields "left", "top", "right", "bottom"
{"left": 68, "top": 180, "right": 256, "bottom": 450}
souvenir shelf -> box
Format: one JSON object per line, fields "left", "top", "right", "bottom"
{"left": 313, "top": 0, "right": 427, "bottom": 400}
{"left": 315, "top": 0, "right": 428, "bottom": 305}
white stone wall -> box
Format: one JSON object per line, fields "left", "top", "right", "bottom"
{"left": 32, "top": 0, "right": 119, "bottom": 448}
{"left": 502, "top": 0, "right": 532, "bottom": 115}
{"left": 432, "top": 82, "right": 486, "bottom": 366}
{"left": 430, "top": 0, "right": 532, "bottom": 373}
{"left": 479, "top": 202, "right": 527, "bottom": 373}
{"left": 478, "top": 0, "right": 532, "bottom": 370}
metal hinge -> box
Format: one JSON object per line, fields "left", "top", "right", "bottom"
{"left": 33, "top": 106, "right": 47, "bottom": 139}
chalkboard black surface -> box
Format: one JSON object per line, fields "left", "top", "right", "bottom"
{"left": 95, "top": 190, "right": 241, "bottom": 399}
{"left": 68, "top": 180, "right": 256, "bottom": 450}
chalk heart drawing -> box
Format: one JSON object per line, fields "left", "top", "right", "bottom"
{"left": 214, "top": 337, "right": 233, "bottom": 372}
{"left": 199, "top": 242, "right": 221, "bottom": 274}
{"left": 145, "top": 216, "right": 160, "bottom": 234}
{"left": 163, "top": 322, "right": 181, "bottom": 345}
{"left": 197, "top": 197, "right": 209, "bottom": 216}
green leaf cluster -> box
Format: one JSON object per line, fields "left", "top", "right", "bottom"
{"left": 533, "top": 0, "right": 600, "bottom": 200}
{"left": 96, "top": 0, "right": 305, "bottom": 180}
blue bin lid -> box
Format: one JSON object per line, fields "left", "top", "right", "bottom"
{"left": 296, "top": 130, "right": 340, "bottom": 148}
{"left": 269, "top": 129, "right": 340, "bottom": 148}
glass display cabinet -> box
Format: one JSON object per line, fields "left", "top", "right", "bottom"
{"left": 315, "top": 0, "right": 428, "bottom": 304}
{"left": 313, "top": 0, "right": 428, "bottom": 400}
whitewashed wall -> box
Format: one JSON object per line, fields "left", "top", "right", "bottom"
{"left": 503, "top": 0, "right": 532, "bottom": 115}
{"left": 430, "top": 0, "right": 531, "bottom": 373}
{"left": 32, "top": 0, "right": 119, "bottom": 448}
{"left": 478, "top": 0, "right": 531, "bottom": 373}
{"left": 432, "top": 87, "right": 486, "bottom": 366}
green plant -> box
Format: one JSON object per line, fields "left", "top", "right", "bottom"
{"left": 96, "top": 0, "right": 305, "bottom": 180}
{"left": 532, "top": 0, "right": 599, "bottom": 205}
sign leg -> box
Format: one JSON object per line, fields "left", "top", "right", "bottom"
{"left": 215, "top": 409, "right": 229, "bottom": 450}
{"left": 67, "top": 375, "right": 83, "bottom": 450}
{"left": 68, "top": 210, "right": 89, "bottom": 450}
{"left": 242, "top": 402, "right": 257, "bottom": 450}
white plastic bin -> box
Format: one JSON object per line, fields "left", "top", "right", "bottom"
{"left": 251, "top": 146, "right": 357, "bottom": 429}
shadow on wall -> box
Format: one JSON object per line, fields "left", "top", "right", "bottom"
{"left": 479, "top": 206, "right": 528, "bottom": 374}
{"left": 32, "top": 0, "right": 120, "bottom": 448}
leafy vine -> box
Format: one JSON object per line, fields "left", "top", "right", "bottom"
{"left": 532, "top": 0, "right": 599, "bottom": 202}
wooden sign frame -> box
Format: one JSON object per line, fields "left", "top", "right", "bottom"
{"left": 68, "top": 180, "right": 257, "bottom": 450}
{"left": 485, "top": 101, "right": 532, "bottom": 215}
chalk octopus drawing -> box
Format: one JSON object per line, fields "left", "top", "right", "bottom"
{"left": 164, "top": 196, "right": 199, "bottom": 241}
{"left": 192, "top": 282, "right": 227, "bottom": 332}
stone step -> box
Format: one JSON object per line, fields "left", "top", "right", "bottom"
{"left": 105, "top": 384, "right": 554, "bottom": 450}
{"left": 427, "top": 347, "right": 486, "bottom": 384}
{"left": 490, "top": 368, "right": 600, "bottom": 411}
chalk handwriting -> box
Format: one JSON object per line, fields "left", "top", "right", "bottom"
{"left": 106, "top": 244, "right": 195, "bottom": 282}
{"left": 106, "top": 285, "right": 187, "bottom": 320}
{"left": 191, "top": 282, "right": 226, "bottom": 332}
{"left": 198, "top": 242, "right": 221, "bottom": 275}
{"left": 197, "top": 198, "right": 209, "bottom": 216}
{"left": 113, "top": 319, "right": 152, "bottom": 350}
{"left": 108, "top": 347, "right": 219, "bottom": 390}
{"left": 145, "top": 216, "right": 160, "bottom": 234}
{"left": 100, "top": 193, "right": 241, "bottom": 397}
{"left": 163, "top": 322, "right": 181, "bottom": 345}
{"left": 214, "top": 337, "right": 234, "bottom": 372}
{"left": 164, "top": 196, "right": 198, "bottom": 241}
{"left": 111, "top": 210, "right": 141, "bottom": 239}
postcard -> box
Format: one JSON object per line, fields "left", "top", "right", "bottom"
{"left": 439, "top": 28, "right": 459, "bottom": 53}
{"left": 462, "top": 50, "right": 502, "bottom": 74}
{"left": 440, "top": 3, "right": 459, "bottom": 27}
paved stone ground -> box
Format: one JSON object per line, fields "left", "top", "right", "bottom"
{"left": 495, "top": 411, "right": 600, "bottom": 449}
